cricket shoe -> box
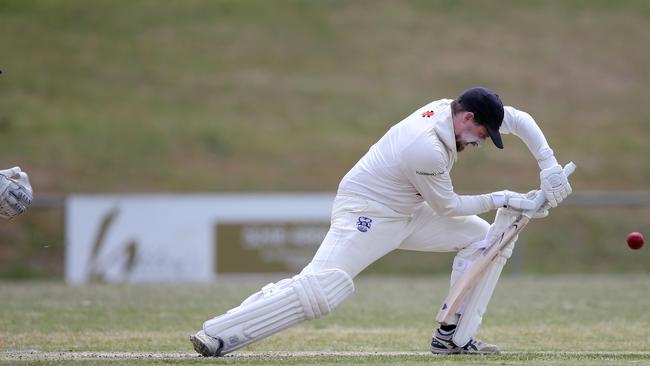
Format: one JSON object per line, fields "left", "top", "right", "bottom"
{"left": 430, "top": 328, "right": 461, "bottom": 354}
{"left": 430, "top": 328, "right": 500, "bottom": 355}
{"left": 458, "top": 338, "right": 500, "bottom": 355}
{"left": 190, "top": 330, "right": 224, "bottom": 357}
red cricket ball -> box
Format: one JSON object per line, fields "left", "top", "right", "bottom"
{"left": 627, "top": 232, "right": 645, "bottom": 250}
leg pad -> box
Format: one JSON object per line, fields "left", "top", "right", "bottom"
{"left": 203, "top": 268, "right": 354, "bottom": 355}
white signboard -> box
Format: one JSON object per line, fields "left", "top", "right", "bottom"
{"left": 65, "top": 194, "right": 334, "bottom": 284}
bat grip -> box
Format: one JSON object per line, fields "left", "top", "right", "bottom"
{"left": 524, "top": 162, "right": 576, "bottom": 218}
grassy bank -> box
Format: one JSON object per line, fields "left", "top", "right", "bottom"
{"left": 1, "top": 0, "right": 649, "bottom": 192}
{"left": 0, "top": 0, "right": 649, "bottom": 277}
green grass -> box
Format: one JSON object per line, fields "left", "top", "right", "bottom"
{"left": 1, "top": 0, "right": 649, "bottom": 192}
{"left": 1, "top": 275, "right": 650, "bottom": 365}
{"left": 4, "top": 354, "right": 650, "bottom": 366}
{"left": 1, "top": 1, "right": 650, "bottom": 276}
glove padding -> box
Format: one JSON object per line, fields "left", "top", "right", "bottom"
{"left": 540, "top": 164, "right": 572, "bottom": 208}
{"left": 0, "top": 167, "right": 33, "bottom": 219}
{"left": 490, "top": 190, "right": 536, "bottom": 211}
{"left": 503, "top": 190, "right": 550, "bottom": 219}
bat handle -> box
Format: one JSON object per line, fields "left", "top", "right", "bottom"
{"left": 524, "top": 162, "right": 576, "bottom": 218}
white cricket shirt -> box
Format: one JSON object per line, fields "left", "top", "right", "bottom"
{"left": 338, "top": 98, "right": 556, "bottom": 216}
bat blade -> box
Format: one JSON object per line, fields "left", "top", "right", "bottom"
{"left": 435, "top": 216, "right": 529, "bottom": 323}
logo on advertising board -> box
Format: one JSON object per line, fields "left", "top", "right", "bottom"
{"left": 215, "top": 222, "right": 329, "bottom": 273}
{"left": 66, "top": 197, "right": 216, "bottom": 284}
{"left": 85, "top": 208, "right": 138, "bottom": 283}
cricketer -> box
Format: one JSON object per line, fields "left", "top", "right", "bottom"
{"left": 190, "top": 87, "right": 572, "bottom": 356}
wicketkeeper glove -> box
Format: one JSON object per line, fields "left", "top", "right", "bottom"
{"left": 0, "top": 166, "right": 33, "bottom": 219}
{"left": 540, "top": 164, "right": 572, "bottom": 207}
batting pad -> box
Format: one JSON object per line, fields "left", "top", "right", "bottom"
{"left": 452, "top": 208, "right": 518, "bottom": 347}
{"left": 453, "top": 241, "right": 515, "bottom": 347}
{"left": 203, "top": 268, "right": 354, "bottom": 355}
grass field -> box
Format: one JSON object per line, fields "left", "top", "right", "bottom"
{"left": 2, "top": 0, "right": 650, "bottom": 278}
{"left": 2, "top": 274, "right": 649, "bottom": 365}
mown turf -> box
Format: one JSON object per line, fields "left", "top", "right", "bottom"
{"left": 1, "top": 275, "right": 649, "bottom": 365}
{"left": 4, "top": 353, "right": 650, "bottom": 366}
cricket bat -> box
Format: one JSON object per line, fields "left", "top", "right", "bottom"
{"left": 436, "top": 162, "right": 576, "bottom": 324}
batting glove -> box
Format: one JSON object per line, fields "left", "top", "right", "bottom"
{"left": 514, "top": 190, "right": 550, "bottom": 219}
{"left": 540, "top": 164, "right": 572, "bottom": 207}
{"left": 490, "top": 190, "right": 536, "bottom": 212}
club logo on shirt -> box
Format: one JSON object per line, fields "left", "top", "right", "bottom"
{"left": 422, "top": 110, "right": 435, "bottom": 118}
{"left": 357, "top": 216, "right": 373, "bottom": 232}
{"left": 416, "top": 170, "right": 445, "bottom": 176}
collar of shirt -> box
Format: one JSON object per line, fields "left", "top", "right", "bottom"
{"left": 433, "top": 103, "right": 458, "bottom": 163}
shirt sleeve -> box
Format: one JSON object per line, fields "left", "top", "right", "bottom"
{"left": 401, "top": 137, "right": 496, "bottom": 216}
{"left": 501, "top": 106, "right": 558, "bottom": 169}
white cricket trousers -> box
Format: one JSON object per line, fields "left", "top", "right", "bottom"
{"left": 305, "top": 193, "right": 490, "bottom": 278}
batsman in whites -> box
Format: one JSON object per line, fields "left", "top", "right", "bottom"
{"left": 190, "top": 86, "right": 573, "bottom": 356}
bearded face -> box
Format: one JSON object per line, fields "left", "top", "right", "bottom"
{"left": 455, "top": 131, "right": 485, "bottom": 152}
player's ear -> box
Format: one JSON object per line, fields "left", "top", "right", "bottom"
{"left": 464, "top": 111, "right": 474, "bottom": 123}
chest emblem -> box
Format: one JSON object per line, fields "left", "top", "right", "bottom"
{"left": 356, "top": 216, "right": 373, "bottom": 232}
